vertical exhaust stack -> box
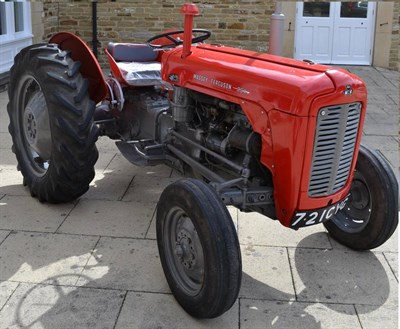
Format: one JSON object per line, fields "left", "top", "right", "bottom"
{"left": 180, "top": 3, "right": 199, "bottom": 58}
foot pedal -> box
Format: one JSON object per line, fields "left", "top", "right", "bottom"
{"left": 116, "top": 141, "right": 165, "bottom": 167}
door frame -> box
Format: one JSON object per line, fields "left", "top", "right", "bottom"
{"left": 294, "top": 1, "right": 376, "bottom": 65}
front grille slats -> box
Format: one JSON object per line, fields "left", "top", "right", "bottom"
{"left": 308, "top": 102, "right": 361, "bottom": 197}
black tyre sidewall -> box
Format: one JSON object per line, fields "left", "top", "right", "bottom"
{"left": 156, "top": 179, "right": 241, "bottom": 318}
{"left": 324, "top": 145, "right": 398, "bottom": 250}
{"left": 7, "top": 44, "right": 99, "bottom": 202}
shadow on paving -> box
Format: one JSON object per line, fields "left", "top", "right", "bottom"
{"left": 0, "top": 216, "right": 391, "bottom": 329}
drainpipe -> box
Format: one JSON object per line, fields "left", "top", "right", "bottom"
{"left": 92, "top": 0, "right": 98, "bottom": 58}
{"left": 268, "top": 1, "right": 285, "bottom": 56}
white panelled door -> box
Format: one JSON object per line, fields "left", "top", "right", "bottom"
{"left": 294, "top": 2, "right": 334, "bottom": 63}
{"left": 294, "top": 2, "right": 375, "bottom": 65}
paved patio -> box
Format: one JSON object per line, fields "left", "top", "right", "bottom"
{"left": 0, "top": 66, "right": 398, "bottom": 328}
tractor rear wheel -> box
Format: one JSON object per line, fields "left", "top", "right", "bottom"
{"left": 7, "top": 44, "right": 99, "bottom": 202}
{"left": 324, "top": 145, "right": 398, "bottom": 250}
{"left": 156, "top": 179, "right": 242, "bottom": 318}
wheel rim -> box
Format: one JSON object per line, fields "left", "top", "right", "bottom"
{"left": 19, "top": 76, "right": 52, "bottom": 175}
{"left": 163, "top": 206, "right": 205, "bottom": 296}
{"left": 331, "top": 172, "right": 372, "bottom": 233}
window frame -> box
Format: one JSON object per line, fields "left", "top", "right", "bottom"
{"left": 0, "top": 1, "right": 33, "bottom": 45}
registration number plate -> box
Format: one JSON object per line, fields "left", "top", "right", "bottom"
{"left": 290, "top": 195, "right": 350, "bottom": 229}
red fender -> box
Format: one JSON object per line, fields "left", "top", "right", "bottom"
{"left": 49, "top": 32, "right": 107, "bottom": 104}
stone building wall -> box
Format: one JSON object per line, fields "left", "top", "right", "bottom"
{"left": 39, "top": 0, "right": 398, "bottom": 70}
{"left": 42, "top": 0, "right": 274, "bottom": 67}
{"left": 31, "top": 1, "right": 45, "bottom": 44}
{"left": 389, "top": 1, "right": 399, "bottom": 70}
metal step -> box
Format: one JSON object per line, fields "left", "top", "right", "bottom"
{"left": 115, "top": 141, "right": 165, "bottom": 167}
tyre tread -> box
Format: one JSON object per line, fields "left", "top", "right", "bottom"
{"left": 7, "top": 43, "right": 99, "bottom": 203}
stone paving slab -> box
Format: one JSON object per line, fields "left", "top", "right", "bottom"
{"left": 0, "top": 170, "right": 27, "bottom": 197}
{"left": 144, "top": 214, "right": 158, "bottom": 240}
{"left": 0, "top": 283, "right": 125, "bottom": 329}
{"left": 115, "top": 292, "right": 239, "bottom": 329}
{"left": 0, "top": 232, "right": 98, "bottom": 285}
{"left": 361, "top": 135, "right": 399, "bottom": 170}
{"left": 0, "top": 108, "right": 8, "bottom": 134}
{"left": 0, "top": 195, "right": 74, "bottom": 232}
{"left": 83, "top": 171, "right": 134, "bottom": 201}
{"left": 388, "top": 94, "right": 399, "bottom": 105}
{"left": 240, "top": 245, "right": 295, "bottom": 300}
{"left": 238, "top": 211, "right": 332, "bottom": 249}
{"left": 367, "top": 111, "right": 397, "bottom": 125}
{"left": 0, "top": 64, "right": 398, "bottom": 328}
{"left": 0, "top": 132, "right": 12, "bottom": 150}
{"left": 383, "top": 252, "right": 398, "bottom": 280}
{"left": 94, "top": 151, "right": 117, "bottom": 173}
{"left": 363, "top": 122, "right": 398, "bottom": 136}
{"left": 96, "top": 136, "right": 120, "bottom": 153}
{"left": 0, "top": 229, "right": 10, "bottom": 244}
{"left": 328, "top": 227, "right": 398, "bottom": 253}
{"left": 0, "top": 280, "right": 18, "bottom": 310}
{"left": 240, "top": 299, "right": 361, "bottom": 329}
{"left": 58, "top": 199, "right": 155, "bottom": 238}
{"left": 77, "top": 237, "right": 169, "bottom": 292}
{"left": 122, "top": 175, "right": 178, "bottom": 203}
{"left": 289, "top": 248, "right": 398, "bottom": 306}
{"left": 355, "top": 304, "right": 398, "bottom": 329}
{"left": 105, "top": 153, "right": 174, "bottom": 178}
{"left": 0, "top": 148, "right": 18, "bottom": 169}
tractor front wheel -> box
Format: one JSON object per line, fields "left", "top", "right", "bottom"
{"left": 7, "top": 44, "right": 98, "bottom": 202}
{"left": 324, "top": 145, "right": 398, "bottom": 250}
{"left": 156, "top": 179, "right": 242, "bottom": 318}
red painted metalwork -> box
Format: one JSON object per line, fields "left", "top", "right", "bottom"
{"left": 161, "top": 44, "right": 367, "bottom": 227}
{"left": 180, "top": 3, "right": 199, "bottom": 58}
{"left": 104, "top": 47, "right": 128, "bottom": 86}
{"left": 49, "top": 32, "right": 107, "bottom": 104}
{"left": 48, "top": 6, "right": 368, "bottom": 229}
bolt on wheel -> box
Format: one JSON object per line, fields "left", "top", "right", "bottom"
{"left": 20, "top": 78, "right": 52, "bottom": 175}
{"left": 164, "top": 207, "right": 204, "bottom": 296}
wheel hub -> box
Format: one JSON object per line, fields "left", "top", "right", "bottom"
{"left": 25, "top": 112, "right": 37, "bottom": 143}
{"left": 350, "top": 180, "right": 370, "bottom": 210}
{"left": 330, "top": 174, "right": 372, "bottom": 233}
{"left": 163, "top": 208, "right": 205, "bottom": 296}
{"left": 23, "top": 91, "right": 52, "bottom": 161}
{"left": 175, "top": 231, "right": 197, "bottom": 269}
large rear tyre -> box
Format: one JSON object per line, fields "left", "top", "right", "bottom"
{"left": 156, "top": 179, "right": 241, "bottom": 318}
{"left": 324, "top": 145, "right": 398, "bottom": 250}
{"left": 7, "top": 44, "right": 98, "bottom": 203}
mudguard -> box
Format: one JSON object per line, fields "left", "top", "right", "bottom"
{"left": 49, "top": 32, "right": 107, "bottom": 103}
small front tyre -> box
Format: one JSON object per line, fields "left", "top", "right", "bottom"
{"left": 156, "top": 179, "right": 242, "bottom": 318}
{"left": 324, "top": 144, "right": 398, "bottom": 250}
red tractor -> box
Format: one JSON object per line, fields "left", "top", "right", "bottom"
{"left": 7, "top": 4, "right": 398, "bottom": 318}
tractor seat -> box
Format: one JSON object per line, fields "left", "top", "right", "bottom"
{"left": 107, "top": 43, "right": 161, "bottom": 86}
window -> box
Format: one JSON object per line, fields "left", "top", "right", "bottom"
{"left": 14, "top": 2, "right": 24, "bottom": 32}
{"left": 340, "top": 1, "right": 368, "bottom": 18}
{"left": 0, "top": 1, "right": 31, "bottom": 41}
{"left": 0, "top": 4, "right": 7, "bottom": 35}
{"left": 0, "top": 1, "right": 33, "bottom": 73}
{"left": 303, "top": 2, "right": 330, "bottom": 18}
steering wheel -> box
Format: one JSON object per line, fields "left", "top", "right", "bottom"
{"left": 147, "top": 29, "right": 211, "bottom": 49}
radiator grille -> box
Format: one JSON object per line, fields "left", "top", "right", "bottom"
{"left": 308, "top": 103, "right": 361, "bottom": 197}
